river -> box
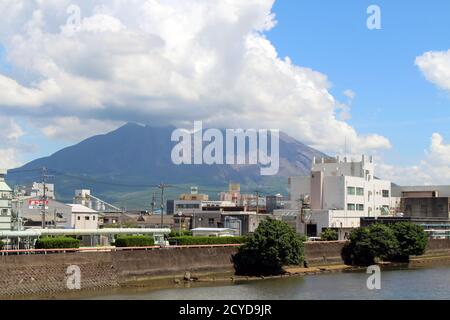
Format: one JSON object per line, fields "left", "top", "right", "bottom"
{"left": 85, "top": 266, "right": 450, "bottom": 300}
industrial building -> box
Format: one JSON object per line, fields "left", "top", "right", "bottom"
{"left": 392, "top": 186, "right": 450, "bottom": 219}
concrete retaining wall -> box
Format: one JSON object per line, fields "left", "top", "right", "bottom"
{"left": 425, "top": 239, "right": 450, "bottom": 253}
{"left": 304, "top": 241, "right": 347, "bottom": 266}
{"left": 2, "top": 239, "right": 450, "bottom": 298}
{"left": 0, "top": 247, "right": 238, "bottom": 298}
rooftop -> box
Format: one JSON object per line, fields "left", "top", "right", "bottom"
{"left": 67, "top": 204, "right": 98, "bottom": 213}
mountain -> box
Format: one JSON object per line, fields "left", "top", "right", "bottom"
{"left": 7, "top": 123, "right": 326, "bottom": 207}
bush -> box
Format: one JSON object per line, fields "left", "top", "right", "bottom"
{"left": 35, "top": 237, "right": 80, "bottom": 249}
{"left": 169, "top": 230, "right": 193, "bottom": 238}
{"left": 390, "top": 222, "right": 428, "bottom": 261}
{"left": 114, "top": 235, "right": 155, "bottom": 247}
{"left": 0, "top": 240, "right": 3, "bottom": 251}
{"left": 232, "top": 219, "right": 305, "bottom": 275}
{"left": 321, "top": 228, "right": 338, "bottom": 241}
{"left": 343, "top": 224, "right": 399, "bottom": 266}
{"left": 170, "top": 236, "right": 245, "bottom": 245}
{"left": 103, "top": 223, "right": 139, "bottom": 229}
{"left": 343, "top": 222, "right": 428, "bottom": 266}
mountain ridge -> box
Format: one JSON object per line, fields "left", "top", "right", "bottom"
{"left": 7, "top": 123, "right": 326, "bottom": 207}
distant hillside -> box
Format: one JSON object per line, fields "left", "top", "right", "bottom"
{"left": 7, "top": 123, "right": 326, "bottom": 208}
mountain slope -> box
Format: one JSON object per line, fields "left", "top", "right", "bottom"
{"left": 7, "top": 123, "right": 326, "bottom": 205}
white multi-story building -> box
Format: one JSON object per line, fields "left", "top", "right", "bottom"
{"left": 0, "top": 169, "right": 12, "bottom": 231}
{"left": 290, "top": 155, "right": 400, "bottom": 240}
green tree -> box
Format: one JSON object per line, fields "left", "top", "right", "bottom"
{"left": 232, "top": 219, "right": 304, "bottom": 275}
{"left": 390, "top": 222, "right": 428, "bottom": 261}
{"left": 321, "top": 228, "right": 338, "bottom": 241}
{"left": 344, "top": 227, "right": 374, "bottom": 266}
{"left": 344, "top": 224, "right": 399, "bottom": 266}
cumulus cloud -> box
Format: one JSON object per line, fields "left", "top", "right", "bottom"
{"left": 38, "top": 117, "right": 123, "bottom": 141}
{"left": 377, "top": 133, "right": 450, "bottom": 186}
{"left": 416, "top": 49, "right": 450, "bottom": 92}
{"left": 0, "top": 117, "right": 25, "bottom": 168}
{"left": 0, "top": 0, "right": 394, "bottom": 169}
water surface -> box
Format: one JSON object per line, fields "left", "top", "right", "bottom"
{"left": 88, "top": 266, "right": 450, "bottom": 300}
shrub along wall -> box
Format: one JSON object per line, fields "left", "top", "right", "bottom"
{"left": 170, "top": 236, "right": 246, "bottom": 245}
{"left": 114, "top": 235, "right": 155, "bottom": 247}
{"left": 35, "top": 237, "right": 80, "bottom": 249}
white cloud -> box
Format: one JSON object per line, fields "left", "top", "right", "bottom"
{"left": 416, "top": 49, "right": 450, "bottom": 92}
{"left": 0, "top": 0, "right": 391, "bottom": 159}
{"left": 343, "top": 89, "right": 356, "bottom": 101}
{"left": 0, "top": 117, "right": 25, "bottom": 168}
{"left": 377, "top": 133, "right": 450, "bottom": 186}
{"left": 39, "top": 117, "right": 123, "bottom": 142}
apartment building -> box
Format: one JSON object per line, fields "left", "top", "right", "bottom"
{"left": 290, "top": 155, "right": 400, "bottom": 239}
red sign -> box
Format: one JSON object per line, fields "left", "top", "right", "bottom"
{"left": 28, "top": 199, "right": 49, "bottom": 206}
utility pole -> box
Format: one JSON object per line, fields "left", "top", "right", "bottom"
{"left": 151, "top": 192, "right": 156, "bottom": 215}
{"left": 158, "top": 184, "right": 172, "bottom": 228}
{"left": 41, "top": 167, "right": 49, "bottom": 229}
{"left": 255, "top": 190, "right": 260, "bottom": 214}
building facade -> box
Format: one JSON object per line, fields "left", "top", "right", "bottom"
{"left": 24, "top": 182, "right": 55, "bottom": 200}
{"left": 68, "top": 204, "right": 99, "bottom": 229}
{"left": 0, "top": 169, "right": 12, "bottom": 231}
{"left": 290, "top": 155, "right": 400, "bottom": 239}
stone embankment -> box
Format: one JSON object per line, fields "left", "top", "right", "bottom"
{"left": 1, "top": 239, "right": 449, "bottom": 298}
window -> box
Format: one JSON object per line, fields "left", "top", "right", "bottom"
{"left": 77, "top": 216, "right": 81, "bottom": 221}
{"left": 356, "top": 188, "right": 364, "bottom": 196}
{"left": 208, "top": 218, "right": 215, "bottom": 227}
{"left": 382, "top": 190, "right": 390, "bottom": 198}
{"left": 347, "top": 203, "right": 356, "bottom": 211}
{"left": 357, "top": 204, "right": 364, "bottom": 211}
{"left": 347, "top": 187, "right": 355, "bottom": 195}
{"left": 85, "top": 216, "right": 90, "bottom": 221}
{"left": 93, "top": 216, "right": 96, "bottom": 221}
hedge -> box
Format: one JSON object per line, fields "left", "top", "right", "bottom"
{"left": 35, "top": 237, "right": 80, "bottom": 249}
{"left": 114, "top": 235, "right": 155, "bottom": 247}
{"left": 169, "top": 230, "right": 193, "bottom": 238}
{"left": 170, "top": 236, "right": 246, "bottom": 245}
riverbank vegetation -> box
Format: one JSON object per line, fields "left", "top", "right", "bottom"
{"left": 320, "top": 228, "right": 339, "bottom": 241}
{"left": 35, "top": 236, "right": 80, "bottom": 249}
{"left": 232, "top": 219, "right": 304, "bottom": 275}
{"left": 114, "top": 235, "right": 155, "bottom": 247}
{"left": 169, "top": 236, "right": 245, "bottom": 245}
{"left": 343, "top": 222, "right": 428, "bottom": 266}
{"left": 169, "top": 230, "right": 193, "bottom": 238}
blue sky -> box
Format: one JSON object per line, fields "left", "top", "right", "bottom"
{"left": 267, "top": 0, "right": 450, "bottom": 167}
